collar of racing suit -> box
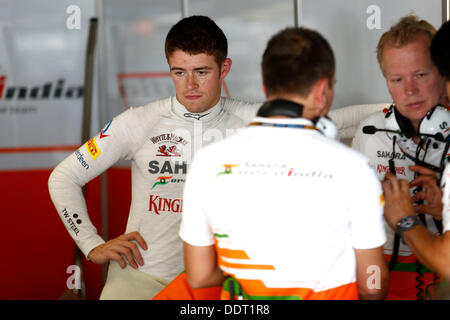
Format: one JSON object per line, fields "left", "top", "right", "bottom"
{"left": 171, "top": 96, "right": 224, "bottom": 123}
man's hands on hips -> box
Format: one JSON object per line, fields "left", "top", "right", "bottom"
{"left": 409, "top": 165, "right": 443, "bottom": 220}
{"left": 381, "top": 173, "right": 416, "bottom": 230}
{"left": 88, "top": 232, "right": 148, "bottom": 269}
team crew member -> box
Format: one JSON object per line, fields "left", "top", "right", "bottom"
{"left": 48, "top": 16, "right": 259, "bottom": 300}
{"left": 352, "top": 15, "right": 449, "bottom": 299}
{"left": 382, "top": 20, "right": 450, "bottom": 281}
{"left": 180, "top": 27, "right": 389, "bottom": 300}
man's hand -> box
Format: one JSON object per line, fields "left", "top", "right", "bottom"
{"left": 381, "top": 172, "right": 416, "bottom": 230}
{"left": 409, "top": 165, "right": 443, "bottom": 220}
{"left": 88, "top": 232, "right": 148, "bottom": 269}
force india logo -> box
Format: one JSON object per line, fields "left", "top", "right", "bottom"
{"left": 216, "top": 164, "right": 240, "bottom": 177}
{"left": 149, "top": 195, "right": 182, "bottom": 215}
{"left": 152, "top": 176, "right": 185, "bottom": 189}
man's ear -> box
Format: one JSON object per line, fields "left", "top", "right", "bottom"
{"left": 262, "top": 79, "right": 267, "bottom": 96}
{"left": 313, "top": 78, "right": 330, "bottom": 111}
{"left": 220, "top": 58, "right": 232, "bottom": 79}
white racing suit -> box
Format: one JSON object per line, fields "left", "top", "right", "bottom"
{"left": 48, "top": 96, "right": 260, "bottom": 298}
{"left": 352, "top": 108, "right": 448, "bottom": 300}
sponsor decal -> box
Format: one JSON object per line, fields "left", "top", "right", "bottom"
{"left": 216, "top": 164, "right": 240, "bottom": 177}
{"left": 100, "top": 120, "right": 112, "bottom": 139}
{"left": 235, "top": 162, "right": 334, "bottom": 178}
{"left": 0, "top": 76, "right": 83, "bottom": 100}
{"left": 62, "top": 208, "right": 82, "bottom": 236}
{"left": 184, "top": 112, "right": 210, "bottom": 120}
{"left": 148, "top": 160, "right": 187, "bottom": 174}
{"left": 86, "top": 137, "right": 101, "bottom": 160}
{"left": 376, "top": 164, "right": 406, "bottom": 176}
{"left": 156, "top": 145, "right": 181, "bottom": 157}
{"left": 376, "top": 150, "right": 406, "bottom": 160}
{"left": 151, "top": 176, "right": 185, "bottom": 189}
{"left": 151, "top": 133, "right": 187, "bottom": 158}
{"left": 148, "top": 195, "right": 182, "bottom": 215}
{"left": 216, "top": 162, "right": 334, "bottom": 179}
{"left": 150, "top": 133, "right": 188, "bottom": 146}
{"left": 439, "top": 121, "right": 449, "bottom": 134}
{"left": 74, "top": 150, "right": 89, "bottom": 170}
{"left": 383, "top": 106, "right": 393, "bottom": 117}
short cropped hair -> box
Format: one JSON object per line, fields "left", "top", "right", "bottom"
{"left": 262, "top": 27, "right": 335, "bottom": 97}
{"left": 431, "top": 20, "right": 450, "bottom": 79}
{"left": 165, "top": 15, "right": 228, "bottom": 67}
{"left": 377, "top": 15, "right": 437, "bottom": 75}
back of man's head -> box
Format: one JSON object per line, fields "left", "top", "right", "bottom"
{"left": 165, "top": 15, "right": 228, "bottom": 67}
{"left": 262, "top": 27, "right": 335, "bottom": 98}
{"left": 431, "top": 20, "right": 450, "bottom": 80}
{"left": 377, "top": 15, "right": 437, "bottom": 75}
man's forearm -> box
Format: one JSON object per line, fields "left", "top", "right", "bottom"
{"left": 403, "top": 227, "right": 450, "bottom": 279}
{"left": 188, "top": 267, "right": 226, "bottom": 289}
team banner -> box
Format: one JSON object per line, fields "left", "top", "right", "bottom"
{"left": 0, "top": 0, "right": 96, "bottom": 170}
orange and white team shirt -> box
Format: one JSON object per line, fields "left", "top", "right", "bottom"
{"left": 180, "top": 117, "right": 386, "bottom": 300}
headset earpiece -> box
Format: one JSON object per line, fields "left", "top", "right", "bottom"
{"left": 314, "top": 116, "right": 339, "bottom": 140}
{"left": 418, "top": 105, "right": 450, "bottom": 142}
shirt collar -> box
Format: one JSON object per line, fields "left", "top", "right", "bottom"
{"left": 250, "top": 116, "right": 315, "bottom": 126}
{"left": 171, "top": 96, "right": 223, "bottom": 122}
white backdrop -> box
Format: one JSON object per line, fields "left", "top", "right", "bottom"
{"left": 0, "top": 0, "right": 445, "bottom": 170}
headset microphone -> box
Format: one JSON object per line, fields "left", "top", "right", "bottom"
{"left": 362, "top": 125, "right": 445, "bottom": 141}
{"left": 362, "top": 125, "right": 404, "bottom": 136}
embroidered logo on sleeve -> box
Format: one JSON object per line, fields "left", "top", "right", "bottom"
{"left": 100, "top": 120, "right": 112, "bottom": 139}
{"left": 86, "top": 137, "right": 101, "bottom": 160}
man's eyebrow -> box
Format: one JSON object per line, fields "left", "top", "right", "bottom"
{"left": 170, "top": 67, "right": 185, "bottom": 72}
{"left": 170, "top": 66, "right": 213, "bottom": 71}
{"left": 194, "top": 66, "right": 213, "bottom": 70}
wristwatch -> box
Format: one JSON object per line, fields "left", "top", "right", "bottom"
{"left": 396, "top": 216, "right": 422, "bottom": 240}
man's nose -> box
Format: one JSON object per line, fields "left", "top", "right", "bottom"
{"left": 404, "top": 78, "right": 419, "bottom": 95}
{"left": 187, "top": 74, "right": 199, "bottom": 90}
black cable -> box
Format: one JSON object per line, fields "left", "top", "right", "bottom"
{"left": 415, "top": 260, "right": 425, "bottom": 300}
{"left": 388, "top": 136, "right": 402, "bottom": 271}
{"left": 389, "top": 234, "right": 400, "bottom": 271}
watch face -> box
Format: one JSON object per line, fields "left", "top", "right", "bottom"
{"left": 400, "top": 216, "right": 416, "bottom": 229}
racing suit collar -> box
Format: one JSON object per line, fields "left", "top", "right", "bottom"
{"left": 250, "top": 116, "right": 316, "bottom": 127}
{"left": 171, "top": 96, "right": 223, "bottom": 122}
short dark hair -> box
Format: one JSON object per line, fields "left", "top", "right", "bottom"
{"left": 165, "top": 15, "right": 228, "bottom": 67}
{"left": 431, "top": 20, "right": 450, "bottom": 79}
{"left": 262, "top": 27, "right": 335, "bottom": 97}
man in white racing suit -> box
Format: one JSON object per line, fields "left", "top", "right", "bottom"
{"left": 382, "top": 20, "right": 450, "bottom": 284}
{"left": 352, "top": 15, "right": 448, "bottom": 299}
{"left": 48, "top": 16, "right": 260, "bottom": 299}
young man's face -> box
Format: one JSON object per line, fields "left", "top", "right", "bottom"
{"left": 382, "top": 34, "right": 445, "bottom": 130}
{"left": 168, "top": 50, "right": 231, "bottom": 113}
